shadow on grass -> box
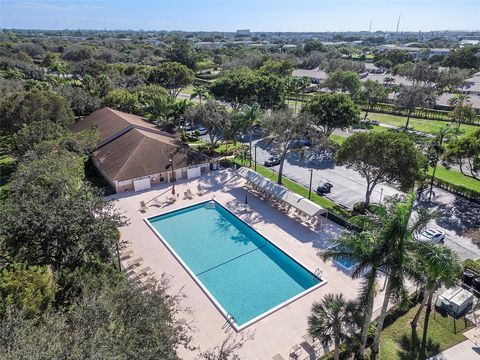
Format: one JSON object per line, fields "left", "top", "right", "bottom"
{"left": 397, "top": 331, "right": 441, "bottom": 360}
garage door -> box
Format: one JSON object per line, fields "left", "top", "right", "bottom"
{"left": 187, "top": 167, "right": 201, "bottom": 179}
{"left": 133, "top": 178, "right": 151, "bottom": 192}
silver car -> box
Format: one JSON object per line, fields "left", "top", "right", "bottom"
{"left": 417, "top": 229, "right": 445, "bottom": 244}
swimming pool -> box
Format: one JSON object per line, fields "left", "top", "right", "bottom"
{"left": 146, "top": 200, "right": 325, "bottom": 330}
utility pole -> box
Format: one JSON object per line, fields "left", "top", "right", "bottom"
{"left": 396, "top": 13, "right": 401, "bottom": 38}
{"left": 308, "top": 169, "right": 314, "bottom": 200}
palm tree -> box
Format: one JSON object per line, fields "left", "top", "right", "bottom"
{"left": 369, "top": 193, "right": 435, "bottom": 359}
{"left": 190, "top": 85, "right": 209, "bottom": 104}
{"left": 236, "top": 104, "right": 263, "bottom": 167}
{"left": 234, "top": 146, "right": 251, "bottom": 166}
{"left": 308, "top": 293, "right": 356, "bottom": 360}
{"left": 410, "top": 243, "right": 461, "bottom": 358}
{"left": 319, "top": 217, "right": 388, "bottom": 359}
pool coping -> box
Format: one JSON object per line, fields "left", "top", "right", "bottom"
{"left": 144, "top": 199, "right": 328, "bottom": 332}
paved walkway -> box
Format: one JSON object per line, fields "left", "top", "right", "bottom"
{"left": 429, "top": 327, "right": 480, "bottom": 359}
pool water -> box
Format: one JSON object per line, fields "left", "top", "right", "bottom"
{"left": 334, "top": 256, "right": 357, "bottom": 270}
{"left": 147, "top": 201, "right": 323, "bottom": 328}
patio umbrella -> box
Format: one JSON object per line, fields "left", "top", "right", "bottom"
{"left": 171, "top": 185, "right": 176, "bottom": 195}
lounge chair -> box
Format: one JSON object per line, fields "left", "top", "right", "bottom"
{"left": 289, "top": 344, "right": 302, "bottom": 359}
{"left": 152, "top": 197, "right": 162, "bottom": 207}
{"left": 120, "top": 250, "right": 134, "bottom": 260}
{"left": 272, "top": 354, "right": 286, "bottom": 360}
{"left": 197, "top": 184, "right": 206, "bottom": 196}
{"left": 139, "top": 201, "right": 148, "bottom": 212}
{"left": 186, "top": 189, "right": 194, "bottom": 198}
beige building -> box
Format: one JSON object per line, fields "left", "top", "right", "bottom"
{"left": 72, "top": 107, "right": 211, "bottom": 193}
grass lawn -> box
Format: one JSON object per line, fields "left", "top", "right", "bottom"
{"left": 181, "top": 85, "right": 195, "bottom": 95}
{"left": 233, "top": 159, "right": 350, "bottom": 218}
{"left": 429, "top": 166, "right": 480, "bottom": 192}
{"left": 0, "top": 155, "right": 15, "bottom": 198}
{"left": 366, "top": 112, "right": 479, "bottom": 136}
{"left": 379, "top": 304, "right": 472, "bottom": 360}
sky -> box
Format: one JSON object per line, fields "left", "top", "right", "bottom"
{"left": 1, "top": 0, "right": 479, "bottom": 32}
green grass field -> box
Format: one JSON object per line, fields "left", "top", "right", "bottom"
{"left": 429, "top": 166, "right": 480, "bottom": 192}
{"left": 379, "top": 304, "right": 472, "bottom": 360}
{"left": 366, "top": 112, "right": 479, "bottom": 136}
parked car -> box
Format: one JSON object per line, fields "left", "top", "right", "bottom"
{"left": 316, "top": 181, "right": 333, "bottom": 194}
{"left": 290, "top": 139, "right": 311, "bottom": 148}
{"left": 181, "top": 123, "right": 193, "bottom": 131}
{"left": 264, "top": 156, "right": 281, "bottom": 167}
{"left": 363, "top": 119, "right": 379, "bottom": 126}
{"left": 196, "top": 127, "right": 208, "bottom": 135}
{"left": 416, "top": 229, "right": 445, "bottom": 244}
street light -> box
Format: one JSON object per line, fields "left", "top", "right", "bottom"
{"left": 254, "top": 145, "right": 257, "bottom": 172}
{"left": 308, "top": 168, "right": 314, "bottom": 200}
{"left": 380, "top": 187, "right": 384, "bottom": 204}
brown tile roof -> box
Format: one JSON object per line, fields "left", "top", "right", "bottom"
{"left": 93, "top": 128, "right": 210, "bottom": 182}
{"left": 72, "top": 107, "right": 166, "bottom": 143}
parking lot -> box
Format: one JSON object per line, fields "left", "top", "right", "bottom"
{"left": 249, "top": 138, "right": 480, "bottom": 260}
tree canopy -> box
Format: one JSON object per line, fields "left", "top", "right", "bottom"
{"left": 148, "top": 62, "right": 195, "bottom": 98}
{"left": 301, "top": 93, "right": 360, "bottom": 141}
{"left": 336, "top": 131, "right": 423, "bottom": 206}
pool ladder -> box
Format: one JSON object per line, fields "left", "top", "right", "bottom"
{"left": 226, "top": 313, "right": 236, "bottom": 325}
{"left": 314, "top": 268, "right": 323, "bottom": 280}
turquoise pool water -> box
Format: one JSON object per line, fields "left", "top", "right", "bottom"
{"left": 147, "top": 201, "right": 322, "bottom": 328}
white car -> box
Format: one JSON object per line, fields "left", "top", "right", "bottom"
{"left": 196, "top": 127, "right": 208, "bottom": 135}
{"left": 417, "top": 229, "right": 445, "bottom": 244}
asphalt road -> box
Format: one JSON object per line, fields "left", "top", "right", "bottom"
{"left": 250, "top": 138, "right": 480, "bottom": 260}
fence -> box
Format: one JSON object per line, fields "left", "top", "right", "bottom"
{"left": 425, "top": 175, "right": 480, "bottom": 203}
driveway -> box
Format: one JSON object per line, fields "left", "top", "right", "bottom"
{"left": 250, "top": 138, "right": 480, "bottom": 260}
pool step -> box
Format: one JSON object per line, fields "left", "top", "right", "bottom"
{"left": 204, "top": 201, "right": 216, "bottom": 209}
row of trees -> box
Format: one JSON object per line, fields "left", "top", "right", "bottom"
{"left": 309, "top": 194, "right": 461, "bottom": 360}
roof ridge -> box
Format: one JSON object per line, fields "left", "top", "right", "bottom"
{"left": 110, "top": 129, "right": 147, "bottom": 179}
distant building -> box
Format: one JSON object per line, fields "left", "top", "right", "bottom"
{"left": 292, "top": 68, "right": 328, "bottom": 84}
{"left": 377, "top": 44, "right": 451, "bottom": 60}
{"left": 236, "top": 29, "right": 251, "bottom": 36}
{"left": 72, "top": 108, "right": 211, "bottom": 193}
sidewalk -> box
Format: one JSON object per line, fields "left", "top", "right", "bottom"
{"left": 429, "top": 327, "right": 480, "bottom": 359}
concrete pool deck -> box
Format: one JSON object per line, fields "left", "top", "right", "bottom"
{"left": 111, "top": 170, "right": 388, "bottom": 359}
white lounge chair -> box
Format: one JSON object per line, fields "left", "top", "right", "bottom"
{"left": 186, "top": 189, "right": 194, "bottom": 198}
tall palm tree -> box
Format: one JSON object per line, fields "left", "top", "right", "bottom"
{"left": 319, "top": 216, "right": 388, "bottom": 359}
{"left": 236, "top": 104, "right": 263, "bottom": 167}
{"left": 190, "top": 85, "right": 209, "bottom": 104}
{"left": 369, "top": 193, "right": 435, "bottom": 359}
{"left": 409, "top": 242, "right": 461, "bottom": 357}
{"left": 308, "top": 293, "right": 356, "bottom": 360}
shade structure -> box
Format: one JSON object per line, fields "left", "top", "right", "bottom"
{"left": 236, "top": 167, "right": 327, "bottom": 217}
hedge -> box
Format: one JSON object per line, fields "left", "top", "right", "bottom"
{"left": 362, "top": 102, "right": 480, "bottom": 124}
{"left": 426, "top": 175, "right": 480, "bottom": 202}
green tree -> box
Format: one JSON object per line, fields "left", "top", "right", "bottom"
{"left": 0, "top": 147, "right": 125, "bottom": 270}
{"left": 261, "top": 110, "right": 307, "bottom": 185}
{"left": 449, "top": 99, "right": 478, "bottom": 131}
{"left": 184, "top": 101, "right": 230, "bottom": 150}
{"left": 410, "top": 243, "right": 461, "bottom": 343}
{"left": 0, "top": 89, "right": 75, "bottom": 133}
{"left": 443, "top": 46, "right": 480, "bottom": 69}
{"left": 396, "top": 84, "right": 436, "bottom": 131}
{"left": 103, "top": 89, "right": 139, "bottom": 114}
{"left": 357, "top": 80, "right": 388, "bottom": 120}
{"left": 323, "top": 70, "right": 361, "bottom": 96}
{"left": 308, "top": 293, "right": 356, "bottom": 360}
{"left": 0, "top": 276, "right": 190, "bottom": 359}
{"left": 336, "top": 132, "right": 422, "bottom": 207}
{"left": 11, "top": 120, "right": 67, "bottom": 157}
{"left": 234, "top": 146, "right": 251, "bottom": 166}
{"left": 424, "top": 127, "right": 450, "bottom": 200}
{"left": 0, "top": 264, "right": 55, "bottom": 319}
{"left": 209, "top": 68, "right": 257, "bottom": 110}
{"left": 319, "top": 226, "right": 386, "bottom": 359}
{"left": 369, "top": 194, "right": 435, "bottom": 359}
{"left": 236, "top": 103, "right": 263, "bottom": 167}
{"left": 301, "top": 93, "right": 360, "bottom": 142}
{"left": 258, "top": 59, "right": 295, "bottom": 77}
{"left": 148, "top": 62, "right": 195, "bottom": 99}
{"left": 444, "top": 129, "right": 480, "bottom": 179}
{"left": 190, "top": 85, "right": 209, "bottom": 104}
{"left": 165, "top": 37, "right": 198, "bottom": 69}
